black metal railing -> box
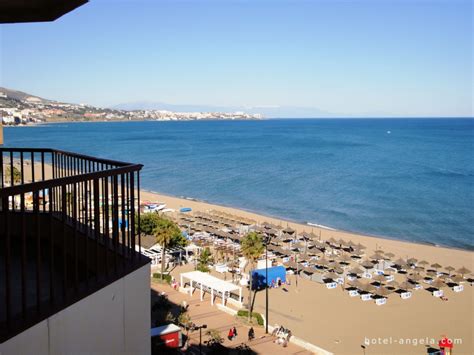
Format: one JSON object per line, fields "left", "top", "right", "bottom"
{"left": 0, "top": 148, "right": 149, "bottom": 342}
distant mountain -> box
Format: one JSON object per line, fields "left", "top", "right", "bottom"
{"left": 112, "top": 101, "right": 337, "bottom": 118}
{"left": 0, "top": 87, "right": 52, "bottom": 103}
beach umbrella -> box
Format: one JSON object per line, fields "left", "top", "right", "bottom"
{"left": 348, "top": 279, "right": 363, "bottom": 289}
{"left": 356, "top": 243, "right": 366, "bottom": 250}
{"left": 431, "top": 263, "right": 442, "bottom": 271}
{"left": 361, "top": 260, "right": 374, "bottom": 270}
{"left": 347, "top": 240, "right": 356, "bottom": 248}
{"left": 316, "top": 257, "right": 330, "bottom": 266}
{"left": 374, "top": 249, "right": 385, "bottom": 254}
{"left": 393, "top": 258, "right": 407, "bottom": 267}
{"left": 358, "top": 282, "right": 375, "bottom": 293}
{"left": 302, "top": 266, "right": 315, "bottom": 275}
{"left": 450, "top": 274, "right": 464, "bottom": 283}
{"left": 431, "top": 278, "right": 446, "bottom": 289}
{"left": 333, "top": 266, "right": 345, "bottom": 274}
{"left": 426, "top": 270, "right": 437, "bottom": 277}
{"left": 349, "top": 267, "right": 364, "bottom": 275}
{"left": 445, "top": 266, "right": 455, "bottom": 275}
{"left": 413, "top": 266, "right": 425, "bottom": 272}
{"left": 369, "top": 253, "right": 383, "bottom": 260}
{"left": 351, "top": 249, "right": 365, "bottom": 256}
{"left": 384, "top": 252, "right": 395, "bottom": 258}
{"left": 398, "top": 281, "right": 414, "bottom": 291}
{"left": 387, "top": 281, "right": 399, "bottom": 290}
{"left": 337, "top": 238, "right": 346, "bottom": 246}
{"left": 456, "top": 266, "right": 471, "bottom": 276}
{"left": 418, "top": 260, "right": 429, "bottom": 266}
{"left": 407, "top": 258, "right": 418, "bottom": 265}
{"left": 327, "top": 237, "right": 338, "bottom": 245}
{"left": 283, "top": 226, "right": 295, "bottom": 234}
{"left": 324, "top": 272, "right": 339, "bottom": 280}
{"left": 375, "top": 286, "right": 392, "bottom": 298}
{"left": 338, "top": 254, "right": 352, "bottom": 263}
{"left": 408, "top": 273, "right": 423, "bottom": 282}
{"left": 372, "top": 274, "right": 386, "bottom": 283}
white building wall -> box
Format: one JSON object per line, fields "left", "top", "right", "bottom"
{"left": 1, "top": 263, "right": 151, "bottom": 355}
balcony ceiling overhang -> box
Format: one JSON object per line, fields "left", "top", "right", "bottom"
{"left": 0, "top": 0, "right": 88, "bottom": 24}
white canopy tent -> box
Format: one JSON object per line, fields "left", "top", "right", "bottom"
{"left": 180, "top": 271, "right": 242, "bottom": 306}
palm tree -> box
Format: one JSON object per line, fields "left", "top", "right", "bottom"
{"left": 154, "top": 216, "right": 183, "bottom": 280}
{"left": 241, "top": 231, "right": 264, "bottom": 322}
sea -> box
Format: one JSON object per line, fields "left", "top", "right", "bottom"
{"left": 4, "top": 118, "right": 473, "bottom": 250}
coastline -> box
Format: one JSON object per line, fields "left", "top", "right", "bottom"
{"left": 140, "top": 188, "right": 474, "bottom": 269}
{"left": 142, "top": 188, "right": 474, "bottom": 255}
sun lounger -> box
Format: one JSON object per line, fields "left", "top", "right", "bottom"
{"left": 326, "top": 282, "right": 337, "bottom": 289}
{"left": 361, "top": 294, "right": 372, "bottom": 301}
{"left": 385, "top": 275, "right": 395, "bottom": 282}
{"left": 414, "top": 284, "right": 422, "bottom": 290}
{"left": 348, "top": 290, "right": 359, "bottom": 297}
{"left": 432, "top": 290, "right": 444, "bottom": 297}
{"left": 453, "top": 285, "right": 464, "bottom": 292}
{"left": 362, "top": 273, "right": 372, "bottom": 279}
{"left": 401, "top": 291, "right": 412, "bottom": 299}
{"left": 375, "top": 298, "right": 387, "bottom": 306}
{"left": 336, "top": 278, "right": 344, "bottom": 285}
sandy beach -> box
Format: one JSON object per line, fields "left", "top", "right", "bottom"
{"left": 142, "top": 189, "right": 473, "bottom": 355}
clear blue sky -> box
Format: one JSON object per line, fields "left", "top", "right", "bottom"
{"left": 1, "top": 0, "right": 472, "bottom": 117}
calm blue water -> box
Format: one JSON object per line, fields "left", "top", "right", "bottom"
{"left": 4, "top": 119, "right": 474, "bottom": 250}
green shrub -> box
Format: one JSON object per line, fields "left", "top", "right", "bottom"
{"left": 152, "top": 273, "right": 172, "bottom": 283}
{"left": 237, "top": 310, "right": 264, "bottom": 326}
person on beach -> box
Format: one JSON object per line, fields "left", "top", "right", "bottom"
{"left": 233, "top": 326, "right": 238, "bottom": 338}
{"left": 248, "top": 327, "right": 255, "bottom": 341}
{"left": 228, "top": 328, "right": 234, "bottom": 341}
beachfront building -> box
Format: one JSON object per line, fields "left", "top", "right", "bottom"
{"left": 1, "top": 3, "right": 151, "bottom": 355}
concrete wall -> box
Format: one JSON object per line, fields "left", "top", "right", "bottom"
{"left": 1, "top": 264, "right": 151, "bottom": 355}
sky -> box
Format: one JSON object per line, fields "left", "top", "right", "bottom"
{"left": 0, "top": 0, "right": 472, "bottom": 117}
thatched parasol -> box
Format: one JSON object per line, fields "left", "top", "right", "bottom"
{"left": 356, "top": 243, "right": 366, "bottom": 250}
{"left": 408, "top": 273, "right": 423, "bottom": 282}
{"left": 369, "top": 253, "right": 383, "bottom": 260}
{"left": 316, "top": 257, "right": 330, "bottom": 266}
{"left": 398, "top": 281, "right": 414, "bottom": 290}
{"left": 361, "top": 260, "right": 374, "bottom": 270}
{"left": 450, "top": 274, "right": 465, "bottom": 283}
{"left": 418, "top": 260, "right": 429, "bottom": 266}
{"left": 431, "top": 263, "right": 442, "bottom": 271}
{"left": 430, "top": 278, "right": 446, "bottom": 289}
{"left": 456, "top": 266, "right": 471, "bottom": 276}
{"left": 349, "top": 267, "right": 364, "bottom": 275}
{"left": 445, "top": 266, "right": 455, "bottom": 275}
{"left": 324, "top": 272, "right": 339, "bottom": 280}
{"left": 357, "top": 282, "right": 375, "bottom": 293}
{"left": 407, "top": 258, "right": 418, "bottom": 265}
{"left": 393, "top": 258, "right": 407, "bottom": 267}
{"left": 372, "top": 274, "right": 386, "bottom": 283}
{"left": 338, "top": 254, "right": 352, "bottom": 263}
{"left": 375, "top": 286, "right": 392, "bottom": 298}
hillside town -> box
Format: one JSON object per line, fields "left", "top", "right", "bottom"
{"left": 0, "top": 88, "right": 263, "bottom": 126}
